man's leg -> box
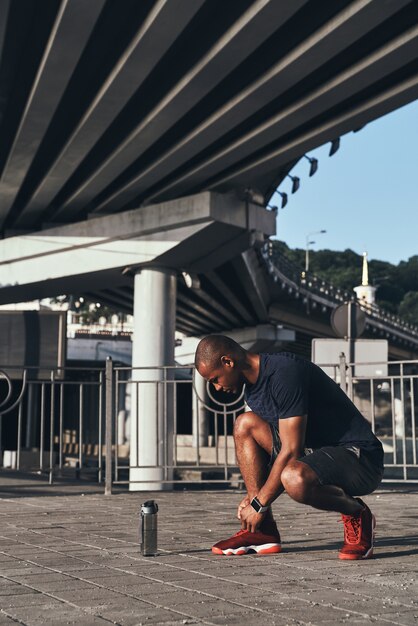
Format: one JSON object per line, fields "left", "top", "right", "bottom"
{"left": 281, "top": 460, "right": 362, "bottom": 514}
{"left": 211, "top": 412, "right": 281, "bottom": 555}
{"left": 233, "top": 411, "right": 274, "bottom": 502}
{"left": 281, "top": 459, "right": 376, "bottom": 560}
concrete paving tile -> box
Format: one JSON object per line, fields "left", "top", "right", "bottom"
{"left": 105, "top": 582, "right": 171, "bottom": 596}
{"left": 103, "top": 606, "right": 203, "bottom": 624}
{"left": 336, "top": 616, "right": 389, "bottom": 625}
{"left": 138, "top": 590, "right": 216, "bottom": 606}
{"left": 176, "top": 601, "right": 270, "bottom": 620}
{"left": 173, "top": 579, "right": 242, "bottom": 594}
{"left": 0, "top": 594, "right": 61, "bottom": 609}
{"left": 24, "top": 614, "right": 110, "bottom": 626}
{"left": 87, "top": 608, "right": 167, "bottom": 626}
{"left": 64, "top": 567, "right": 117, "bottom": 578}
{"left": 4, "top": 566, "right": 51, "bottom": 578}
{"left": 142, "top": 569, "right": 211, "bottom": 583}
{"left": 0, "top": 585, "right": 38, "bottom": 596}
{"left": 9, "top": 572, "right": 70, "bottom": 585}
{"left": 33, "top": 579, "right": 97, "bottom": 592}
{"left": 53, "top": 587, "right": 123, "bottom": 603}
{"left": 159, "top": 617, "right": 212, "bottom": 625}
{"left": 2, "top": 606, "right": 80, "bottom": 623}
{"left": 373, "top": 610, "right": 418, "bottom": 625}
{"left": 67, "top": 596, "right": 151, "bottom": 610}
{"left": 209, "top": 613, "right": 287, "bottom": 625}
{"left": 0, "top": 488, "right": 417, "bottom": 625}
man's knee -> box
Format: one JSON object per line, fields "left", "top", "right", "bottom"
{"left": 233, "top": 411, "right": 261, "bottom": 440}
{"left": 282, "top": 461, "right": 319, "bottom": 504}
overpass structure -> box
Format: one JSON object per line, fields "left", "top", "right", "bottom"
{"left": 1, "top": 0, "right": 418, "bottom": 487}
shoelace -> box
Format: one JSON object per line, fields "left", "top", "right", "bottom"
{"left": 234, "top": 529, "right": 249, "bottom": 537}
{"left": 342, "top": 515, "right": 361, "bottom": 544}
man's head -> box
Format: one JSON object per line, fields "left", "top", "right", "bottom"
{"left": 194, "top": 335, "right": 247, "bottom": 394}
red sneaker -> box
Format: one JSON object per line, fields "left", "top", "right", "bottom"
{"left": 212, "top": 520, "right": 281, "bottom": 556}
{"left": 339, "top": 498, "right": 376, "bottom": 560}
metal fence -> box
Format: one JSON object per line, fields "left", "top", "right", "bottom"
{"left": 0, "top": 364, "right": 105, "bottom": 484}
{"left": 335, "top": 355, "right": 418, "bottom": 482}
{"left": 107, "top": 361, "right": 246, "bottom": 494}
{"left": 1, "top": 357, "right": 418, "bottom": 491}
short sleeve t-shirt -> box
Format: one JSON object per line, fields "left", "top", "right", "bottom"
{"left": 245, "top": 352, "right": 383, "bottom": 464}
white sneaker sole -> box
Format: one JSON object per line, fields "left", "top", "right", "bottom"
{"left": 212, "top": 542, "right": 282, "bottom": 556}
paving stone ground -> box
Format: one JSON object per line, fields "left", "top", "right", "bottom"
{"left": 0, "top": 476, "right": 417, "bottom": 626}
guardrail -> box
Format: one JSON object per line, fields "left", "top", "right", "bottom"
{"left": 0, "top": 365, "right": 104, "bottom": 484}
{"left": 329, "top": 354, "right": 418, "bottom": 482}
{"left": 261, "top": 244, "right": 418, "bottom": 341}
{"left": 1, "top": 357, "right": 417, "bottom": 490}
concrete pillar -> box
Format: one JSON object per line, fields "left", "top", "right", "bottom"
{"left": 129, "top": 268, "right": 176, "bottom": 491}
{"left": 192, "top": 370, "right": 209, "bottom": 448}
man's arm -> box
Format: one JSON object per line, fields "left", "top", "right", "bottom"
{"left": 239, "top": 415, "right": 306, "bottom": 531}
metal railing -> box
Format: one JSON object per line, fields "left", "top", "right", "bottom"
{"left": 107, "top": 361, "right": 246, "bottom": 494}
{"left": 261, "top": 244, "right": 418, "bottom": 341}
{"left": 329, "top": 354, "right": 418, "bottom": 482}
{"left": 1, "top": 357, "right": 418, "bottom": 491}
{"left": 0, "top": 365, "right": 105, "bottom": 484}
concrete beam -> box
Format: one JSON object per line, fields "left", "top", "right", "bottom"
{"left": 153, "top": 21, "right": 418, "bottom": 199}
{"left": 269, "top": 304, "right": 333, "bottom": 337}
{"left": 0, "top": 191, "right": 275, "bottom": 304}
{"left": 142, "top": 0, "right": 412, "bottom": 203}
{"left": 45, "top": 1, "right": 306, "bottom": 221}
{"left": 0, "top": 0, "right": 106, "bottom": 226}
{"left": 212, "top": 69, "right": 418, "bottom": 191}
{"left": 175, "top": 324, "right": 296, "bottom": 365}
{"left": 15, "top": 0, "right": 205, "bottom": 229}
{"left": 231, "top": 249, "right": 270, "bottom": 321}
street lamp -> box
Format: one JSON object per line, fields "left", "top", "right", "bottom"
{"left": 305, "top": 230, "right": 326, "bottom": 272}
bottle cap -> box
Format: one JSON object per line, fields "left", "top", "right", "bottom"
{"left": 141, "top": 500, "right": 158, "bottom": 514}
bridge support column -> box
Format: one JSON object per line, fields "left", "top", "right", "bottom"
{"left": 192, "top": 371, "right": 209, "bottom": 448}
{"left": 129, "top": 267, "right": 176, "bottom": 491}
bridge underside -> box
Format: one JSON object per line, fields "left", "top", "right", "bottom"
{"left": 1, "top": 0, "right": 418, "bottom": 235}
{"left": 1, "top": 0, "right": 418, "bottom": 362}
{"left": 86, "top": 246, "right": 418, "bottom": 361}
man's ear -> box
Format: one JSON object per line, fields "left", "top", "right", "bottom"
{"left": 221, "top": 355, "right": 234, "bottom": 368}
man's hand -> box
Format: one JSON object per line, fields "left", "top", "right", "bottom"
{"left": 239, "top": 503, "right": 266, "bottom": 533}
{"left": 237, "top": 495, "right": 250, "bottom": 520}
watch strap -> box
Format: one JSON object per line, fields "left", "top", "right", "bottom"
{"left": 250, "top": 496, "right": 269, "bottom": 514}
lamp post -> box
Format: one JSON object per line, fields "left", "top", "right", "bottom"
{"left": 305, "top": 230, "right": 326, "bottom": 272}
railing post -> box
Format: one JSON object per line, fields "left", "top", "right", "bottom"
{"left": 105, "top": 357, "right": 113, "bottom": 496}
{"left": 339, "top": 352, "right": 347, "bottom": 396}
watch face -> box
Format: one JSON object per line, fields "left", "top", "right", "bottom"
{"left": 251, "top": 498, "right": 261, "bottom": 512}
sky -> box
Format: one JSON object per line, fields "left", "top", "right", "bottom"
{"left": 270, "top": 98, "right": 418, "bottom": 266}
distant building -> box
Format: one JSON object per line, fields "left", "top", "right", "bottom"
{"left": 354, "top": 252, "right": 377, "bottom": 306}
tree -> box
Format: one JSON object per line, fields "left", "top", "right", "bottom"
{"left": 270, "top": 240, "right": 418, "bottom": 323}
{"left": 399, "top": 292, "right": 418, "bottom": 324}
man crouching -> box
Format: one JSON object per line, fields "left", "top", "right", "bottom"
{"left": 195, "top": 335, "right": 384, "bottom": 559}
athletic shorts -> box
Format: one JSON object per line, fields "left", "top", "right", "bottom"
{"left": 269, "top": 423, "right": 384, "bottom": 497}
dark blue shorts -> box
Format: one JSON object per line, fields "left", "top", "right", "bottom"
{"left": 269, "top": 423, "right": 384, "bottom": 497}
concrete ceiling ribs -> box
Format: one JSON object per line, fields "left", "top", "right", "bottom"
{"left": 1, "top": 0, "right": 418, "bottom": 360}
{"left": 0, "top": 0, "right": 418, "bottom": 235}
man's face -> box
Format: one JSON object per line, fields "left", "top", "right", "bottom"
{"left": 198, "top": 356, "right": 244, "bottom": 395}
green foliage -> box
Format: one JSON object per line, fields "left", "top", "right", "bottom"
{"left": 270, "top": 240, "right": 418, "bottom": 323}
{"left": 399, "top": 292, "right": 418, "bottom": 324}
{"left": 51, "top": 295, "right": 122, "bottom": 323}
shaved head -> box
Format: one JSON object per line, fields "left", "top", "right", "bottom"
{"left": 195, "top": 335, "right": 246, "bottom": 370}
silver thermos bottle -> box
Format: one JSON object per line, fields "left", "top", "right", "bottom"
{"left": 140, "top": 500, "right": 158, "bottom": 556}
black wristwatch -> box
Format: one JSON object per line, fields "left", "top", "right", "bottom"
{"left": 250, "top": 496, "right": 269, "bottom": 514}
